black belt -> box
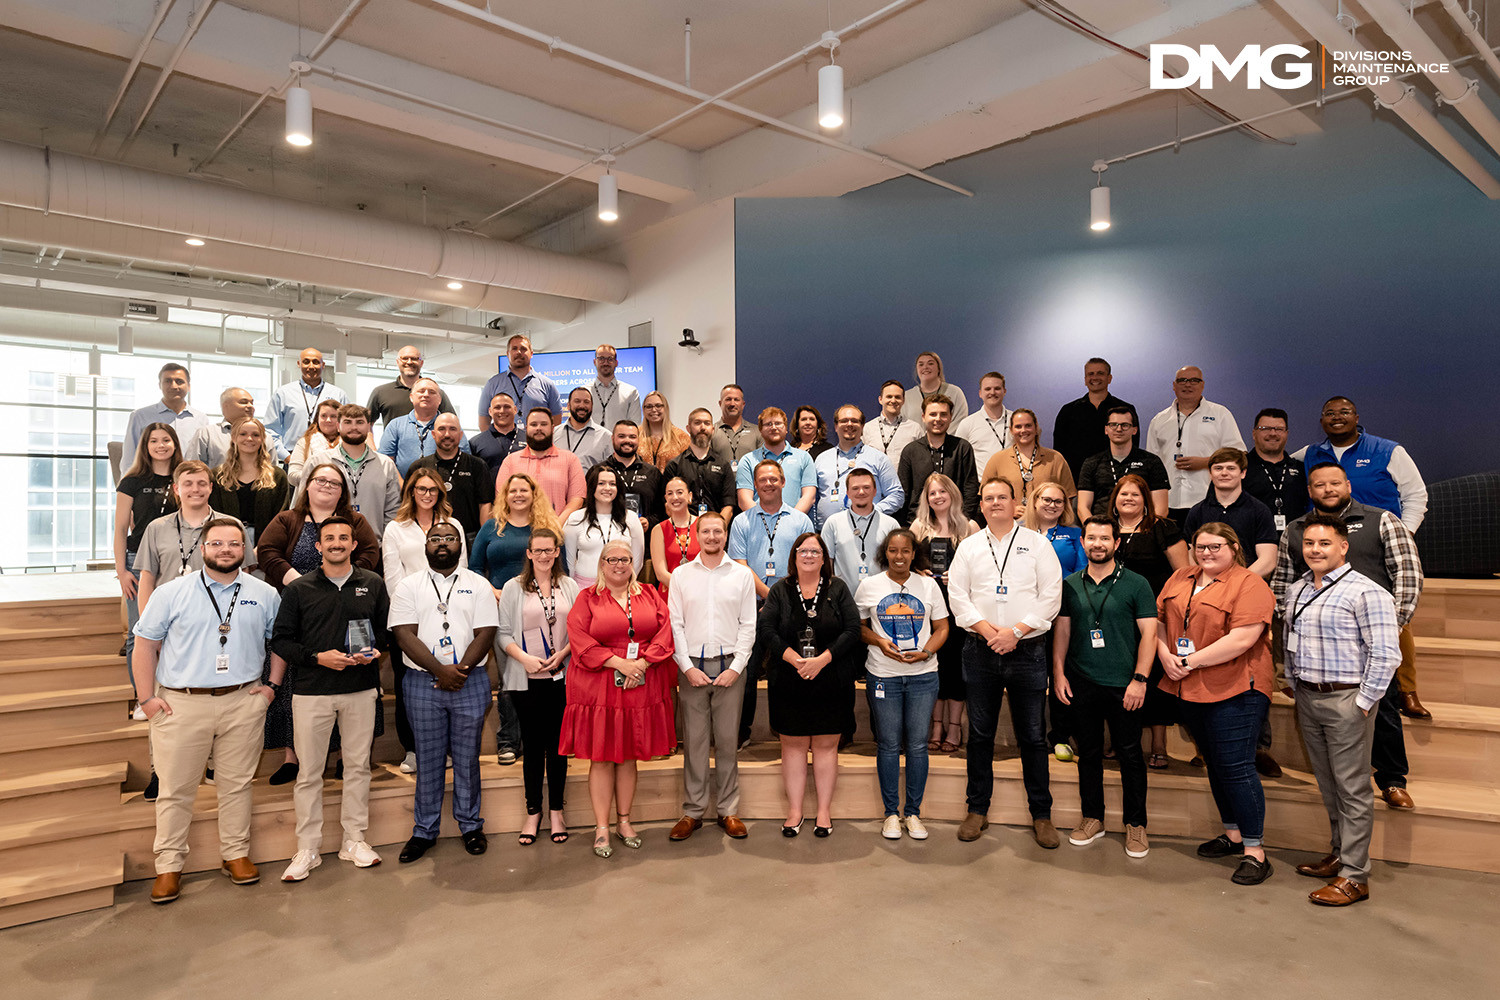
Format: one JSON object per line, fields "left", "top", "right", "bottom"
{"left": 159, "top": 680, "right": 255, "bottom": 696}
{"left": 1297, "top": 680, "right": 1359, "bottom": 693}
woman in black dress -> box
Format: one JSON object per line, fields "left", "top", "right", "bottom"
{"left": 1109, "top": 474, "right": 1189, "bottom": 768}
{"left": 759, "top": 532, "right": 862, "bottom": 837}
{"left": 208, "top": 417, "right": 290, "bottom": 556}
{"left": 909, "top": 473, "right": 979, "bottom": 752}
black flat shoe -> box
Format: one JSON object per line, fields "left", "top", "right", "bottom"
{"left": 1196, "top": 834, "right": 1245, "bottom": 859}
{"left": 1231, "top": 857, "right": 1274, "bottom": 885}
{"left": 268, "top": 762, "right": 298, "bottom": 785}
{"left": 814, "top": 823, "right": 833, "bottom": 838}
{"left": 143, "top": 772, "right": 159, "bottom": 802}
{"left": 462, "top": 830, "right": 488, "bottom": 855}
{"left": 399, "top": 836, "right": 435, "bottom": 863}
{"left": 333, "top": 759, "right": 343, "bottom": 780}
{"left": 781, "top": 819, "right": 804, "bottom": 838}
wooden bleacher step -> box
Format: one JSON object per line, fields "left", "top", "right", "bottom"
{"left": 0, "top": 652, "right": 132, "bottom": 696}
{"left": 0, "top": 855, "right": 123, "bottom": 930}
{"left": 3, "top": 722, "right": 151, "bottom": 788}
{"left": 0, "top": 684, "right": 139, "bottom": 754}
{"left": 0, "top": 762, "right": 127, "bottom": 826}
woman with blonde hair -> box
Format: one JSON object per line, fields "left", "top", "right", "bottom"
{"left": 910, "top": 473, "right": 979, "bottom": 753}
{"left": 287, "top": 397, "right": 342, "bottom": 484}
{"left": 1023, "top": 479, "right": 1085, "bottom": 763}
{"left": 561, "top": 541, "right": 676, "bottom": 858}
{"left": 209, "top": 416, "right": 290, "bottom": 551}
{"left": 471, "top": 472, "right": 563, "bottom": 596}
{"left": 638, "top": 391, "right": 691, "bottom": 471}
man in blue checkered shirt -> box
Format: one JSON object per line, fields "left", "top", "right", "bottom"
{"left": 1282, "top": 511, "right": 1400, "bottom": 908}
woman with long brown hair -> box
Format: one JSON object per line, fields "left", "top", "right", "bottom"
{"left": 287, "top": 397, "right": 342, "bottom": 484}
{"left": 115, "top": 422, "right": 183, "bottom": 688}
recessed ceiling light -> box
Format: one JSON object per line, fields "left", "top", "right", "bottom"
{"left": 185, "top": 237, "right": 206, "bottom": 246}
{"left": 446, "top": 280, "right": 464, "bottom": 290}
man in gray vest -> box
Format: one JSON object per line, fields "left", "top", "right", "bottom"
{"left": 1272, "top": 462, "right": 1422, "bottom": 811}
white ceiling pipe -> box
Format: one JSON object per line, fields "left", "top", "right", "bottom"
{"left": 1275, "top": 0, "right": 1500, "bottom": 198}
{"left": 0, "top": 299, "right": 260, "bottom": 355}
{"left": 1435, "top": 0, "right": 1500, "bottom": 87}
{"left": 0, "top": 138, "right": 628, "bottom": 304}
{"left": 1355, "top": 0, "right": 1500, "bottom": 160}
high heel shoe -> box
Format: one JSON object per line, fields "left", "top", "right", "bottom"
{"left": 614, "top": 814, "right": 643, "bottom": 849}
{"left": 592, "top": 827, "right": 612, "bottom": 859}
{"left": 781, "top": 818, "right": 804, "bottom": 838}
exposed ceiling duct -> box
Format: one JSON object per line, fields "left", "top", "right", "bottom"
{"left": 0, "top": 137, "right": 628, "bottom": 312}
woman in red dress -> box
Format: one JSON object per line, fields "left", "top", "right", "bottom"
{"left": 649, "top": 476, "right": 700, "bottom": 596}
{"left": 562, "top": 539, "right": 677, "bottom": 859}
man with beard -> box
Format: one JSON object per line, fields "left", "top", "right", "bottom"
{"left": 266, "top": 347, "right": 348, "bottom": 447}
{"left": 389, "top": 522, "right": 499, "bottom": 863}
{"left": 478, "top": 333, "right": 562, "bottom": 431}
{"left": 553, "top": 386, "right": 612, "bottom": 472}
{"left": 589, "top": 344, "right": 642, "bottom": 430}
{"left": 498, "top": 408, "right": 586, "bottom": 519}
{"left": 470, "top": 392, "right": 522, "bottom": 474}
{"left": 663, "top": 407, "right": 735, "bottom": 522}
{"left": 271, "top": 516, "right": 390, "bottom": 881}
{"left": 1273, "top": 463, "right": 1423, "bottom": 811}
{"left": 409, "top": 413, "right": 494, "bottom": 544}
{"left": 133, "top": 518, "right": 284, "bottom": 904}
{"left": 711, "top": 384, "right": 761, "bottom": 467}
{"left": 1052, "top": 517, "right": 1158, "bottom": 859}
{"left": 897, "top": 396, "right": 980, "bottom": 526}
{"left": 299, "top": 404, "right": 401, "bottom": 536}
{"left": 734, "top": 407, "right": 817, "bottom": 515}
{"left": 379, "top": 377, "right": 469, "bottom": 478}
{"left": 601, "top": 420, "right": 664, "bottom": 533}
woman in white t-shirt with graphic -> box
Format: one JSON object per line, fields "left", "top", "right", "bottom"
{"left": 855, "top": 528, "right": 950, "bottom": 841}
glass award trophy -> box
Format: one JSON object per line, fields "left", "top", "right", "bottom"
{"left": 345, "top": 618, "right": 375, "bottom": 657}
{"left": 928, "top": 537, "right": 951, "bottom": 575}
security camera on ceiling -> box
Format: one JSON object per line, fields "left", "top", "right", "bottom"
{"left": 679, "top": 328, "right": 701, "bottom": 353}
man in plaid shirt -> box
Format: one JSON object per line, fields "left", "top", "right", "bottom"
{"left": 1273, "top": 462, "right": 1423, "bottom": 812}
{"left": 1282, "top": 511, "right": 1400, "bottom": 906}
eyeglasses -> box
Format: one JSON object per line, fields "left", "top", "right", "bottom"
{"left": 530, "top": 548, "right": 557, "bottom": 557}
{"left": 1321, "top": 408, "right": 1355, "bottom": 418}
{"left": 1105, "top": 422, "right": 1135, "bottom": 430}
{"left": 309, "top": 477, "right": 343, "bottom": 489}
{"left": 1174, "top": 377, "right": 1204, "bottom": 385}
{"left": 204, "top": 540, "right": 245, "bottom": 550}
{"left": 1036, "top": 497, "right": 1065, "bottom": 506}
{"left": 603, "top": 556, "right": 633, "bottom": 566}
{"left": 413, "top": 486, "right": 441, "bottom": 496}
{"left": 795, "top": 548, "right": 823, "bottom": 557}
{"left": 1194, "top": 542, "right": 1228, "bottom": 554}
{"left": 1254, "top": 425, "right": 1286, "bottom": 433}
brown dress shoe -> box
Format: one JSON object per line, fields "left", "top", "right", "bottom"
{"left": 1400, "top": 692, "right": 1433, "bottom": 720}
{"left": 220, "top": 857, "right": 260, "bottom": 884}
{"left": 717, "top": 815, "right": 748, "bottom": 839}
{"left": 957, "top": 812, "right": 989, "bottom": 842}
{"left": 1032, "top": 818, "right": 1060, "bottom": 850}
{"left": 150, "top": 872, "right": 181, "bottom": 904}
{"left": 1296, "top": 853, "right": 1341, "bottom": 879}
{"left": 669, "top": 816, "right": 702, "bottom": 841}
{"left": 1382, "top": 787, "right": 1416, "bottom": 810}
{"left": 1309, "top": 876, "right": 1369, "bottom": 906}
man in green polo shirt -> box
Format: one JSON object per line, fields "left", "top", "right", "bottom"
{"left": 1052, "top": 516, "right": 1159, "bottom": 858}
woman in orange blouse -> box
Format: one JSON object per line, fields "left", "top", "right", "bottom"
{"left": 639, "top": 391, "right": 692, "bottom": 471}
{"left": 561, "top": 540, "right": 677, "bottom": 859}
{"left": 1155, "top": 522, "right": 1276, "bottom": 886}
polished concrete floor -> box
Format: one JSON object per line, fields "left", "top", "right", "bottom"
{"left": 4, "top": 820, "right": 1497, "bottom": 1000}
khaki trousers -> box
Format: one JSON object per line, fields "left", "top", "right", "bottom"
{"left": 150, "top": 685, "right": 269, "bottom": 874}
{"left": 292, "top": 689, "right": 379, "bottom": 851}
{"left": 1395, "top": 625, "right": 1417, "bottom": 694}
{"left": 678, "top": 663, "right": 745, "bottom": 819}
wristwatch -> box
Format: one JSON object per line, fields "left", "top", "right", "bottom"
{"left": 1179, "top": 657, "right": 1191, "bottom": 671}
{"left": 1132, "top": 672, "right": 1149, "bottom": 683}
{"left": 1011, "top": 626, "right": 1025, "bottom": 639}
{"left": 266, "top": 680, "right": 282, "bottom": 693}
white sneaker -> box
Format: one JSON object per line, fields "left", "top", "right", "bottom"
{"left": 881, "top": 815, "right": 903, "bottom": 839}
{"left": 399, "top": 752, "right": 417, "bottom": 774}
{"left": 131, "top": 704, "right": 148, "bottom": 722}
{"left": 338, "top": 840, "right": 382, "bottom": 867}
{"left": 904, "top": 815, "right": 929, "bottom": 840}
{"left": 281, "top": 849, "right": 321, "bottom": 881}
{"left": 496, "top": 750, "right": 518, "bottom": 765}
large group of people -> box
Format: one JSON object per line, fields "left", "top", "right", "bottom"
{"left": 117, "top": 340, "right": 1429, "bottom": 911}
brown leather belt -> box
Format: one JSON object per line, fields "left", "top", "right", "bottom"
{"left": 159, "top": 680, "right": 255, "bottom": 696}
{"left": 1297, "top": 681, "right": 1359, "bottom": 693}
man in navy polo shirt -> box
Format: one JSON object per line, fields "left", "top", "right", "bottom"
{"left": 1182, "top": 447, "right": 1279, "bottom": 578}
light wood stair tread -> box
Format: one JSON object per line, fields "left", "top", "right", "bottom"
{"left": 0, "top": 855, "right": 123, "bottom": 908}
{"left": 11, "top": 721, "right": 147, "bottom": 753}
{"left": 0, "top": 762, "right": 127, "bottom": 802}
{"left": 1414, "top": 636, "right": 1500, "bottom": 656}
{"left": 0, "top": 653, "right": 126, "bottom": 675}
{"left": 1422, "top": 578, "right": 1500, "bottom": 595}
{"left": 0, "top": 684, "right": 137, "bottom": 713}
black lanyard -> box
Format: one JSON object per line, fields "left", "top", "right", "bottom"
{"left": 1108, "top": 451, "right": 1133, "bottom": 483}
{"left": 430, "top": 572, "right": 458, "bottom": 635}
{"left": 1084, "top": 566, "right": 1122, "bottom": 629}
{"left": 983, "top": 416, "right": 1008, "bottom": 450}
{"left": 1260, "top": 457, "right": 1290, "bottom": 512}
{"left": 721, "top": 424, "right": 747, "bottom": 463}
{"left": 624, "top": 591, "right": 635, "bottom": 640}
{"left": 1182, "top": 576, "right": 1219, "bottom": 631}
{"left": 564, "top": 425, "right": 592, "bottom": 453}
{"left": 985, "top": 528, "right": 1019, "bottom": 587}
{"left": 507, "top": 372, "right": 533, "bottom": 408}
{"left": 201, "top": 573, "right": 242, "bottom": 651}
{"left": 928, "top": 439, "right": 948, "bottom": 469}
{"left": 848, "top": 509, "right": 876, "bottom": 564}
{"left": 1013, "top": 446, "right": 1036, "bottom": 483}
{"left": 175, "top": 511, "right": 211, "bottom": 573}
{"left": 758, "top": 510, "right": 786, "bottom": 549}
{"left": 435, "top": 455, "right": 459, "bottom": 490}
{"left": 1291, "top": 568, "right": 1349, "bottom": 628}
{"left": 878, "top": 418, "right": 902, "bottom": 449}
{"left": 835, "top": 445, "right": 863, "bottom": 484}
{"left": 1175, "top": 403, "right": 1195, "bottom": 450}
{"left": 300, "top": 382, "right": 325, "bottom": 421}
{"left": 594, "top": 379, "right": 618, "bottom": 416}
{"left": 414, "top": 416, "right": 433, "bottom": 449}
{"left": 535, "top": 581, "right": 558, "bottom": 628}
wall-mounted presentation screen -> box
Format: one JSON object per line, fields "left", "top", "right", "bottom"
{"left": 499, "top": 346, "right": 657, "bottom": 395}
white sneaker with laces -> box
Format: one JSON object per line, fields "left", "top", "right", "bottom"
{"left": 281, "top": 849, "right": 321, "bottom": 881}
{"left": 131, "top": 705, "right": 148, "bottom": 722}
{"left": 338, "top": 840, "right": 382, "bottom": 867}
{"left": 881, "top": 815, "right": 903, "bottom": 839}
{"left": 904, "top": 815, "right": 929, "bottom": 840}
{"left": 399, "top": 752, "right": 417, "bottom": 774}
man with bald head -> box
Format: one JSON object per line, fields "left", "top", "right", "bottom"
{"left": 366, "top": 345, "right": 455, "bottom": 429}
{"left": 187, "top": 387, "right": 285, "bottom": 466}
{"left": 409, "top": 413, "right": 493, "bottom": 544}
{"left": 380, "top": 377, "right": 469, "bottom": 478}
{"left": 1143, "top": 365, "right": 1244, "bottom": 523}
{"left": 266, "top": 347, "right": 349, "bottom": 447}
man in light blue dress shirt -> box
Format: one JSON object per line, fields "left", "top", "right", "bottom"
{"left": 132, "top": 518, "right": 285, "bottom": 904}
{"left": 265, "top": 348, "right": 349, "bottom": 447}
{"left": 813, "top": 404, "right": 903, "bottom": 529}
{"left": 378, "top": 378, "right": 470, "bottom": 478}
{"left": 477, "top": 334, "right": 563, "bottom": 431}
{"left": 121, "top": 362, "right": 212, "bottom": 469}
{"left": 734, "top": 407, "right": 817, "bottom": 514}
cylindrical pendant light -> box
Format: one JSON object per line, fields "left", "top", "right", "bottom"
{"left": 117, "top": 323, "right": 134, "bottom": 355}
{"left": 598, "top": 171, "right": 619, "bottom": 223}
{"left": 285, "top": 85, "right": 313, "bottom": 147}
{"left": 1089, "top": 160, "right": 1111, "bottom": 232}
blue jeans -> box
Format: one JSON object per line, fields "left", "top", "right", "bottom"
{"left": 124, "top": 566, "right": 140, "bottom": 693}
{"left": 1178, "top": 689, "right": 1269, "bottom": 847}
{"left": 867, "top": 671, "right": 941, "bottom": 817}
{"left": 962, "top": 635, "right": 1051, "bottom": 819}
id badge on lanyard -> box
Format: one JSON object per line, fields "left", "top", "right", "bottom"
{"left": 1090, "top": 629, "right": 1105, "bottom": 649}
{"left": 1176, "top": 636, "right": 1196, "bottom": 656}
{"left": 1274, "top": 514, "right": 1287, "bottom": 532}
{"left": 432, "top": 635, "right": 457, "bottom": 664}
{"left": 626, "top": 641, "right": 640, "bottom": 659}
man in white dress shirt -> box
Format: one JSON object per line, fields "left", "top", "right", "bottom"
{"left": 948, "top": 475, "right": 1064, "bottom": 849}
{"left": 1143, "top": 365, "right": 1245, "bottom": 521}
{"left": 589, "top": 344, "right": 643, "bottom": 430}
{"left": 954, "top": 372, "right": 1014, "bottom": 479}
{"left": 667, "top": 512, "right": 758, "bottom": 841}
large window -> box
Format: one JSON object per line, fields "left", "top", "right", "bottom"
{"left": 0, "top": 342, "right": 271, "bottom": 573}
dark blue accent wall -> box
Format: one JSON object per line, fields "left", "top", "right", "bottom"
{"left": 735, "top": 93, "right": 1500, "bottom": 483}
